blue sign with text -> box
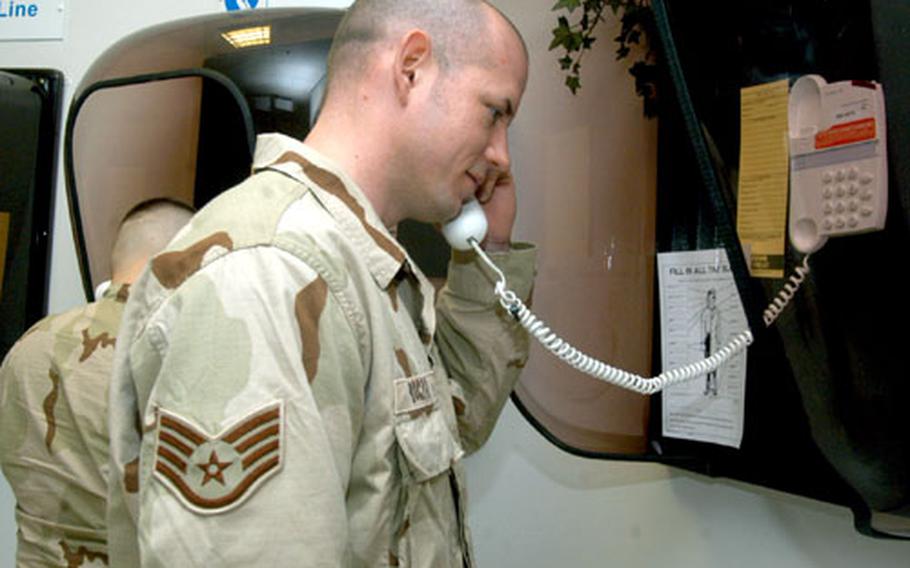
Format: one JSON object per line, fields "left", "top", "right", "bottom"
{"left": 0, "top": 1, "right": 40, "bottom": 19}
{"left": 226, "top": 0, "right": 265, "bottom": 11}
{"left": 0, "top": 0, "right": 65, "bottom": 41}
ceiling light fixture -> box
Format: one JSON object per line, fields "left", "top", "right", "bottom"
{"left": 221, "top": 25, "right": 271, "bottom": 49}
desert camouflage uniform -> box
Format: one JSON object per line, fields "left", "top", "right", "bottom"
{"left": 107, "top": 134, "right": 537, "bottom": 567}
{"left": 1, "top": 284, "right": 131, "bottom": 567}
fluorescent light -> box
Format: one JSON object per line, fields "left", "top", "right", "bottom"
{"left": 221, "top": 26, "right": 271, "bottom": 49}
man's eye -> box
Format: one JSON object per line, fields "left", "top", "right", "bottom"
{"left": 488, "top": 106, "right": 503, "bottom": 123}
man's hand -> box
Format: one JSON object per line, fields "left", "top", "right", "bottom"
{"left": 475, "top": 169, "right": 516, "bottom": 252}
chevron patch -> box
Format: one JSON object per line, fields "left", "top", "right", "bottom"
{"left": 153, "top": 402, "right": 283, "bottom": 515}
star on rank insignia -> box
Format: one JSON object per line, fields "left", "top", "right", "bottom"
{"left": 153, "top": 402, "right": 283, "bottom": 515}
{"left": 198, "top": 450, "right": 233, "bottom": 486}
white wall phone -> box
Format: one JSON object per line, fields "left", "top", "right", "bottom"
{"left": 788, "top": 75, "right": 888, "bottom": 253}
{"left": 444, "top": 74, "right": 888, "bottom": 396}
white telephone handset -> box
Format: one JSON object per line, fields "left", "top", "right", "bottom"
{"left": 442, "top": 199, "right": 488, "bottom": 251}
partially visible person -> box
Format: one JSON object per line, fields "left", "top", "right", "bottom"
{"left": 0, "top": 198, "right": 193, "bottom": 567}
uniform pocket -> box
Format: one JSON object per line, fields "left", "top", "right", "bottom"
{"left": 393, "top": 371, "right": 463, "bottom": 482}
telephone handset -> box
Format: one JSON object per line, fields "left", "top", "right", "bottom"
{"left": 788, "top": 75, "right": 888, "bottom": 253}
{"left": 442, "top": 199, "right": 488, "bottom": 251}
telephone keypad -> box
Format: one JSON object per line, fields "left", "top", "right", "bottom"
{"left": 820, "top": 167, "right": 879, "bottom": 236}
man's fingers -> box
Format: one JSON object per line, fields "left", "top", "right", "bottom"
{"left": 476, "top": 175, "right": 496, "bottom": 204}
{"left": 476, "top": 170, "right": 512, "bottom": 204}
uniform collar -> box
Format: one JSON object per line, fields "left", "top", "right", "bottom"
{"left": 252, "top": 133, "right": 412, "bottom": 291}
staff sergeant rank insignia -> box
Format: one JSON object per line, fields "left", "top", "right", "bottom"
{"left": 153, "top": 402, "right": 283, "bottom": 515}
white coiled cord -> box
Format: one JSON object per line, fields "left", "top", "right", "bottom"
{"left": 762, "top": 255, "right": 811, "bottom": 327}
{"left": 469, "top": 240, "right": 754, "bottom": 395}
{"left": 469, "top": 241, "right": 814, "bottom": 395}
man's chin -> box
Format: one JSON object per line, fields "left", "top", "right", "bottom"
{"left": 410, "top": 191, "right": 467, "bottom": 225}
{"left": 408, "top": 205, "right": 458, "bottom": 227}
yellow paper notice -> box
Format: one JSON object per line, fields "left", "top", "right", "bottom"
{"left": 0, "top": 212, "right": 9, "bottom": 299}
{"left": 737, "top": 79, "right": 790, "bottom": 278}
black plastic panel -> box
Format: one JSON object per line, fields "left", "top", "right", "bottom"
{"left": 649, "top": 0, "right": 909, "bottom": 538}
{"left": 0, "top": 69, "right": 62, "bottom": 360}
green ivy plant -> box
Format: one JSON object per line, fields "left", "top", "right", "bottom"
{"left": 550, "top": 0, "right": 659, "bottom": 117}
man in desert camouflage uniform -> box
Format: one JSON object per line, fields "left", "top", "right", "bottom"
{"left": 108, "top": 1, "right": 534, "bottom": 566}
{"left": 0, "top": 199, "right": 192, "bottom": 566}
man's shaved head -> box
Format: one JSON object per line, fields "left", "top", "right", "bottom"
{"left": 325, "top": 0, "right": 526, "bottom": 94}
{"left": 306, "top": 0, "right": 529, "bottom": 228}
{"left": 110, "top": 198, "right": 194, "bottom": 284}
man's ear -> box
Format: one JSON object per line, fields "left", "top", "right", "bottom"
{"left": 394, "top": 29, "right": 433, "bottom": 105}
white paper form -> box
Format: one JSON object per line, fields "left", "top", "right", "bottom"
{"left": 657, "top": 249, "right": 748, "bottom": 448}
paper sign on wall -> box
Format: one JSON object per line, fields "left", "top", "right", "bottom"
{"left": 657, "top": 248, "right": 748, "bottom": 449}
{"left": 737, "top": 79, "right": 790, "bottom": 279}
{"left": 0, "top": 0, "right": 65, "bottom": 41}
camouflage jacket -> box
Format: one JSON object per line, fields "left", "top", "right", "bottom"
{"left": 107, "top": 134, "right": 536, "bottom": 567}
{"left": 1, "top": 284, "right": 130, "bottom": 567}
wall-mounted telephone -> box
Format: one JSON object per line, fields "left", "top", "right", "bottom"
{"left": 788, "top": 75, "right": 888, "bottom": 253}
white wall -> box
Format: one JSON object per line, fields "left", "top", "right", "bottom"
{"left": 470, "top": 404, "right": 909, "bottom": 567}
{"left": 1, "top": 1, "right": 907, "bottom": 567}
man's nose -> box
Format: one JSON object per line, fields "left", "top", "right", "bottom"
{"left": 484, "top": 125, "right": 511, "bottom": 172}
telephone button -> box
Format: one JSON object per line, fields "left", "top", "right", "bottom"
{"left": 848, "top": 167, "right": 859, "bottom": 180}
{"left": 835, "top": 201, "right": 846, "bottom": 214}
{"left": 860, "top": 172, "right": 874, "bottom": 185}
{"left": 861, "top": 206, "right": 874, "bottom": 217}
{"left": 848, "top": 215, "right": 859, "bottom": 228}
{"left": 861, "top": 190, "right": 873, "bottom": 201}
{"left": 835, "top": 169, "right": 846, "bottom": 182}
{"left": 848, "top": 199, "right": 859, "bottom": 212}
{"left": 823, "top": 202, "right": 833, "bottom": 215}
{"left": 823, "top": 186, "right": 833, "bottom": 198}
{"left": 822, "top": 218, "right": 833, "bottom": 231}
{"left": 835, "top": 184, "right": 846, "bottom": 198}
{"left": 822, "top": 171, "right": 834, "bottom": 184}
{"left": 848, "top": 183, "right": 859, "bottom": 196}
{"left": 835, "top": 217, "right": 846, "bottom": 229}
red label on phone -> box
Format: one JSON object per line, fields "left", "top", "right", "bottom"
{"left": 815, "top": 118, "right": 876, "bottom": 149}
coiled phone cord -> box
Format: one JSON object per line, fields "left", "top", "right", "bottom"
{"left": 469, "top": 239, "right": 811, "bottom": 396}
{"left": 762, "top": 255, "right": 811, "bottom": 327}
